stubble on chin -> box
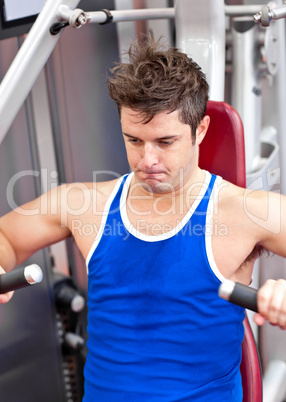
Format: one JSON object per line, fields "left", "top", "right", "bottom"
{"left": 140, "top": 180, "right": 176, "bottom": 195}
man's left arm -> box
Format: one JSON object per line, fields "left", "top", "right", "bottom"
{"left": 246, "top": 189, "right": 286, "bottom": 329}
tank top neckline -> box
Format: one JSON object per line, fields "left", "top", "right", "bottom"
{"left": 120, "top": 171, "right": 212, "bottom": 243}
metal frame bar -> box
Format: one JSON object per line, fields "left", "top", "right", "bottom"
{"left": 272, "top": 4, "right": 286, "bottom": 20}
{"left": 225, "top": 5, "right": 263, "bottom": 16}
{"left": 88, "top": 8, "right": 174, "bottom": 23}
{"left": 79, "top": 5, "right": 264, "bottom": 24}
{"left": 175, "top": 0, "right": 226, "bottom": 101}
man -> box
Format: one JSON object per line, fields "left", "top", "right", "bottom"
{"left": 0, "top": 33, "right": 286, "bottom": 400}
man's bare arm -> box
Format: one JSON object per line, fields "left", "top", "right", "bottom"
{"left": 244, "top": 189, "right": 286, "bottom": 329}
{"left": 0, "top": 179, "right": 117, "bottom": 304}
{"left": 244, "top": 189, "right": 286, "bottom": 256}
{"left": 0, "top": 187, "right": 71, "bottom": 270}
{"left": 0, "top": 185, "right": 73, "bottom": 303}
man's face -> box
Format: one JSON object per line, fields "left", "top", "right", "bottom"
{"left": 121, "top": 107, "right": 209, "bottom": 194}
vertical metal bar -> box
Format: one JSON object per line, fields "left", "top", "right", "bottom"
{"left": 114, "top": 0, "right": 137, "bottom": 63}
{"left": 175, "top": 0, "right": 226, "bottom": 101}
{"left": 263, "top": 360, "right": 286, "bottom": 402}
{"left": 133, "top": 0, "right": 147, "bottom": 41}
{"left": 44, "top": 60, "right": 68, "bottom": 185}
{"left": 231, "top": 17, "right": 261, "bottom": 174}
{"left": 30, "top": 69, "right": 70, "bottom": 275}
{"left": 275, "top": 16, "right": 286, "bottom": 195}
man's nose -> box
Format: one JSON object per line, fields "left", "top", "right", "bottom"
{"left": 141, "top": 143, "right": 159, "bottom": 168}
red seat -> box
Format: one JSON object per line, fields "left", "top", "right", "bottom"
{"left": 200, "top": 100, "right": 263, "bottom": 402}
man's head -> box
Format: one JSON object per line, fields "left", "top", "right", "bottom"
{"left": 107, "top": 32, "right": 209, "bottom": 144}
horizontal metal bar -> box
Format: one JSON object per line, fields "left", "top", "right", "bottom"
{"left": 87, "top": 5, "right": 263, "bottom": 24}
{"left": 225, "top": 5, "right": 263, "bottom": 16}
{"left": 272, "top": 5, "right": 286, "bottom": 20}
{"left": 88, "top": 8, "right": 174, "bottom": 24}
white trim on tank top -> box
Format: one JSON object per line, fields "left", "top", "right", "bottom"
{"left": 204, "top": 175, "right": 227, "bottom": 283}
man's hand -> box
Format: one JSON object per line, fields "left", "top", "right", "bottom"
{"left": 254, "top": 279, "right": 286, "bottom": 330}
{"left": 0, "top": 266, "right": 14, "bottom": 304}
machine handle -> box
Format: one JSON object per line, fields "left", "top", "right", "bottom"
{"left": 219, "top": 280, "right": 258, "bottom": 312}
{"left": 0, "top": 265, "right": 43, "bottom": 294}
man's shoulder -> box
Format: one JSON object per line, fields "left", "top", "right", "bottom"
{"left": 215, "top": 178, "right": 245, "bottom": 206}
{"left": 218, "top": 178, "right": 279, "bottom": 211}
{"left": 88, "top": 178, "right": 122, "bottom": 198}
{"left": 49, "top": 177, "right": 125, "bottom": 219}
{"left": 216, "top": 178, "right": 270, "bottom": 210}
{"left": 216, "top": 178, "right": 282, "bottom": 236}
{"left": 61, "top": 177, "right": 123, "bottom": 210}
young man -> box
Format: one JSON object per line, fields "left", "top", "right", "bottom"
{"left": 0, "top": 33, "right": 286, "bottom": 400}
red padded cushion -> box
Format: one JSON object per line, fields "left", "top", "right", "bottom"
{"left": 241, "top": 317, "right": 263, "bottom": 402}
{"left": 200, "top": 101, "right": 246, "bottom": 188}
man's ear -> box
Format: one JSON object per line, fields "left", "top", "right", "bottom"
{"left": 196, "top": 116, "right": 210, "bottom": 146}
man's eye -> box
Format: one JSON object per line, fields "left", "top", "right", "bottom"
{"left": 160, "top": 141, "right": 173, "bottom": 146}
{"left": 128, "top": 139, "right": 140, "bottom": 144}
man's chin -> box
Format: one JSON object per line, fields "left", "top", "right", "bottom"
{"left": 140, "top": 179, "right": 174, "bottom": 194}
{"left": 132, "top": 171, "right": 175, "bottom": 194}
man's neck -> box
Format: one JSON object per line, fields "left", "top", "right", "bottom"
{"left": 127, "top": 168, "right": 207, "bottom": 216}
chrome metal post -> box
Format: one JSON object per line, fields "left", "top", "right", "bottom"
{"left": 231, "top": 17, "right": 262, "bottom": 174}
{"left": 175, "top": 0, "right": 226, "bottom": 101}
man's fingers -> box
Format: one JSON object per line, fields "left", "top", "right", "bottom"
{"left": 0, "top": 291, "right": 14, "bottom": 304}
{"left": 257, "top": 279, "right": 286, "bottom": 330}
{"left": 253, "top": 313, "right": 266, "bottom": 326}
{"left": 0, "top": 266, "right": 14, "bottom": 304}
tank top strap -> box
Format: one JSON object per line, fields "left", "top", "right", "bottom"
{"left": 85, "top": 174, "right": 129, "bottom": 269}
{"left": 195, "top": 172, "right": 218, "bottom": 214}
{"left": 107, "top": 173, "right": 130, "bottom": 213}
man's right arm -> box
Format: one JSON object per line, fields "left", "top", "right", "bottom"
{"left": 0, "top": 228, "right": 18, "bottom": 272}
{"left": 0, "top": 186, "right": 72, "bottom": 303}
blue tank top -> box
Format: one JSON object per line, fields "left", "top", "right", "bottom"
{"left": 84, "top": 171, "right": 245, "bottom": 401}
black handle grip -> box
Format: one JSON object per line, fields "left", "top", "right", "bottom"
{"left": 219, "top": 280, "right": 258, "bottom": 312}
{"left": 0, "top": 265, "right": 43, "bottom": 294}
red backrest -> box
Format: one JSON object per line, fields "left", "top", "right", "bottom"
{"left": 200, "top": 101, "right": 246, "bottom": 187}
{"left": 200, "top": 101, "right": 262, "bottom": 402}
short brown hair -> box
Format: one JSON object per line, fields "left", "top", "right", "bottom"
{"left": 107, "top": 32, "right": 209, "bottom": 143}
